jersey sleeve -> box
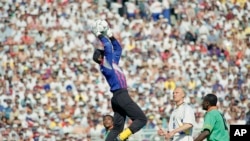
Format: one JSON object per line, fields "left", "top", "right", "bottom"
{"left": 110, "top": 37, "right": 122, "bottom": 64}
{"left": 202, "top": 112, "right": 216, "bottom": 132}
{"left": 99, "top": 35, "right": 113, "bottom": 65}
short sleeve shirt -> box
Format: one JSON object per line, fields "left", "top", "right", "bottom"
{"left": 202, "top": 109, "right": 230, "bottom": 141}
{"left": 169, "top": 103, "right": 195, "bottom": 135}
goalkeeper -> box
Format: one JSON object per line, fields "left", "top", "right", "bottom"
{"left": 92, "top": 20, "right": 147, "bottom": 141}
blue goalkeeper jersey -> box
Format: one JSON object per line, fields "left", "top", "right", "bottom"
{"left": 98, "top": 36, "right": 127, "bottom": 92}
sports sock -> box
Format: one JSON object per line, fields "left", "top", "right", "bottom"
{"left": 118, "top": 128, "right": 132, "bottom": 141}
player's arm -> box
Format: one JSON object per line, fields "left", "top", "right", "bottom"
{"left": 167, "top": 123, "right": 193, "bottom": 136}
{"left": 194, "top": 130, "right": 210, "bottom": 141}
{"left": 167, "top": 106, "right": 195, "bottom": 138}
{"left": 98, "top": 35, "right": 113, "bottom": 64}
{"left": 110, "top": 36, "right": 122, "bottom": 64}
{"left": 194, "top": 112, "right": 215, "bottom": 141}
{"left": 173, "top": 105, "right": 195, "bottom": 134}
{"left": 105, "top": 27, "right": 122, "bottom": 64}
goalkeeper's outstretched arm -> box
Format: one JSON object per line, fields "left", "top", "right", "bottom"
{"left": 98, "top": 35, "right": 113, "bottom": 65}
{"left": 110, "top": 36, "right": 122, "bottom": 64}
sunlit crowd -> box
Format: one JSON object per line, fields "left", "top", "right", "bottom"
{"left": 0, "top": 0, "right": 249, "bottom": 140}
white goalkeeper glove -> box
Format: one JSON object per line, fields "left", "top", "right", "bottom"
{"left": 105, "top": 27, "right": 113, "bottom": 38}
{"left": 92, "top": 25, "right": 101, "bottom": 36}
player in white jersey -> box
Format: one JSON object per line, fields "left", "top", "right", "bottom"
{"left": 158, "top": 87, "right": 195, "bottom": 141}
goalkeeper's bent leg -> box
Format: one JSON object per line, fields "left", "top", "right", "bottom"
{"left": 117, "top": 94, "right": 147, "bottom": 140}
{"left": 109, "top": 89, "right": 147, "bottom": 141}
{"left": 118, "top": 106, "right": 147, "bottom": 140}
{"left": 105, "top": 96, "right": 126, "bottom": 141}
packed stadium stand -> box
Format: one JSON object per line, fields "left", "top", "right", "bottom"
{"left": 0, "top": 0, "right": 249, "bottom": 140}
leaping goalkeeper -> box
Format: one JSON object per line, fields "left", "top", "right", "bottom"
{"left": 91, "top": 20, "right": 147, "bottom": 141}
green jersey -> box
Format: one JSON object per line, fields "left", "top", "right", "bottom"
{"left": 104, "top": 130, "right": 110, "bottom": 140}
{"left": 202, "top": 109, "right": 229, "bottom": 141}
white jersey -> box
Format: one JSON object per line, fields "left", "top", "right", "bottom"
{"left": 168, "top": 103, "right": 195, "bottom": 141}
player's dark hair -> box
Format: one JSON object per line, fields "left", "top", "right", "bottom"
{"left": 204, "top": 94, "right": 217, "bottom": 106}
{"left": 93, "top": 49, "right": 104, "bottom": 64}
{"left": 103, "top": 114, "right": 114, "bottom": 121}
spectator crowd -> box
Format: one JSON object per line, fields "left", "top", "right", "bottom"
{"left": 0, "top": 0, "right": 250, "bottom": 140}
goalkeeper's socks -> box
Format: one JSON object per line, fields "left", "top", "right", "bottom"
{"left": 117, "top": 128, "right": 132, "bottom": 141}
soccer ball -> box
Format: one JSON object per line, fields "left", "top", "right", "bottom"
{"left": 93, "top": 19, "right": 109, "bottom": 33}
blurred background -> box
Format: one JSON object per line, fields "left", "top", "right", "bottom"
{"left": 0, "top": 0, "right": 249, "bottom": 140}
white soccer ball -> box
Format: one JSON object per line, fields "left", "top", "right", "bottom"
{"left": 94, "top": 19, "right": 109, "bottom": 33}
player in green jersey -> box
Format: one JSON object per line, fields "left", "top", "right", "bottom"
{"left": 194, "top": 94, "right": 229, "bottom": 141}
